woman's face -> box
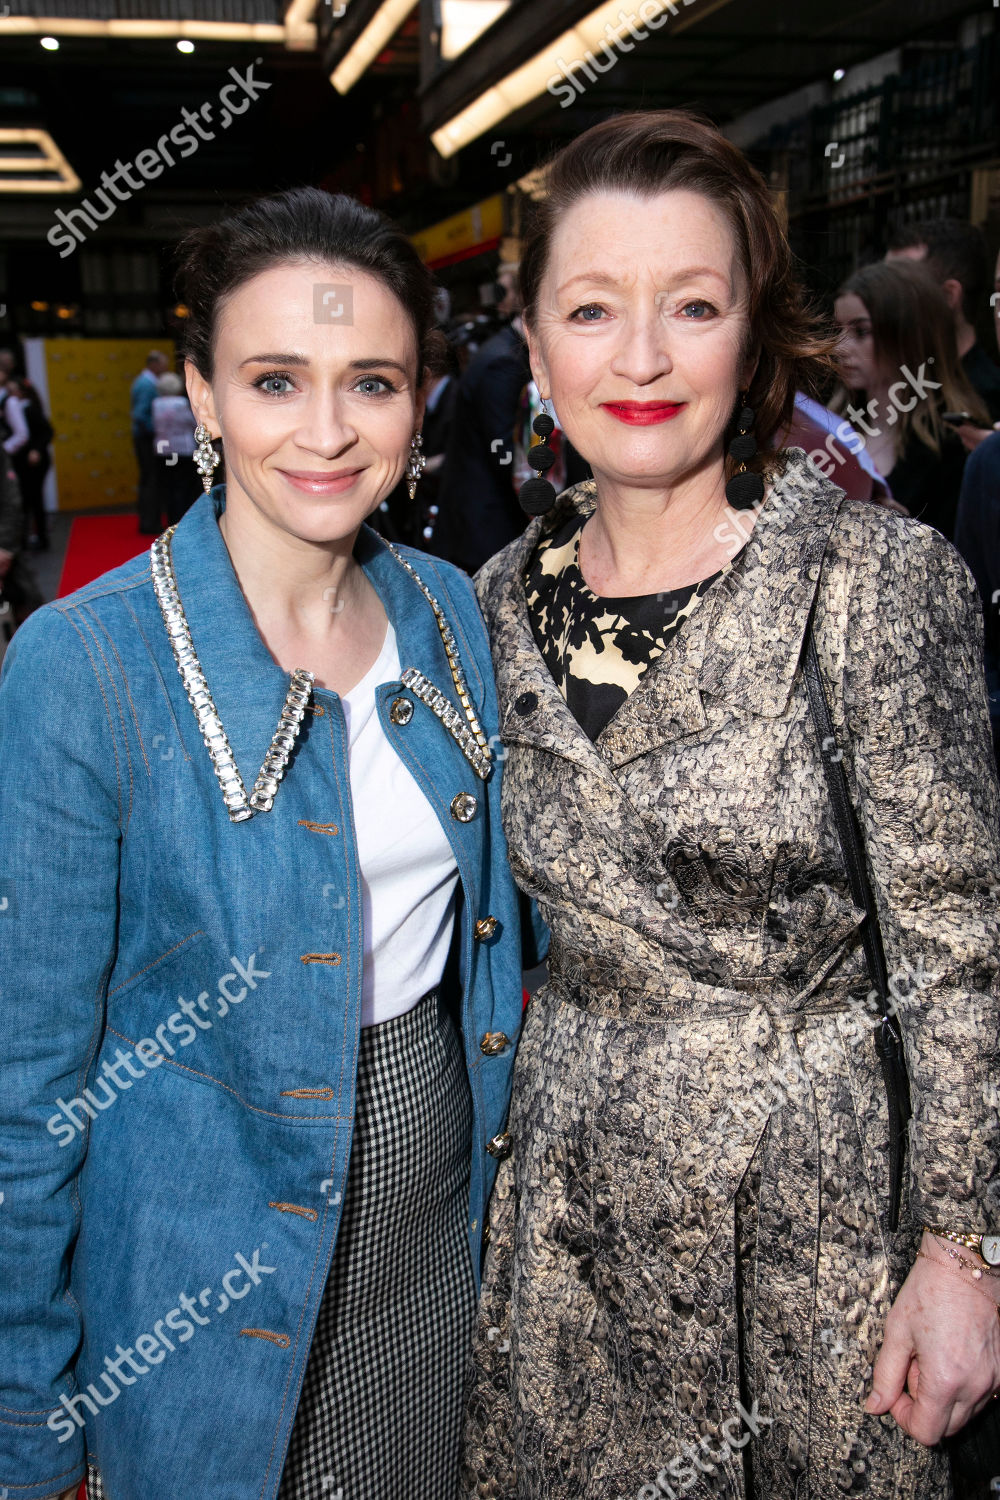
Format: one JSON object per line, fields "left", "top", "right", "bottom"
{"left": 525, "top": 188, "right": 757, "bottom": 495}
{"left": 833, "top": 291, "right": 880, "bottom": 392}
{"left": 186, "top": 258, "right": 426, "bottom": 547}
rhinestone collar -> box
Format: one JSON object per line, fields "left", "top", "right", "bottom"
{"left": 150, "top": 528, "right": 493, "bottom": 824}
{"left": 383, "top": 541, "right": 492, "bottom": 780}
{"left": 151, "top": 527, "right": 314, "bottom": 822}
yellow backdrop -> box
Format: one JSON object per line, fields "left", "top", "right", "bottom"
{"left": 45, "top": 339, "right": 177, "bottom": 512}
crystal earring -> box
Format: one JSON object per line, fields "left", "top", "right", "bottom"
{"left": 406, "top": 430, "right": 425, "bottom": 501}
{"left": 725, "top": 393, "right": 764, "bottom": 510}
{"left": 194, "top": 424, "right": 221, "bottom": 495}
{"left": 518, "top": 410, "right": 557, "bottom": 516}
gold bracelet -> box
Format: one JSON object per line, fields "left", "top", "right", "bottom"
{"left": 922, "top": 1239, "right": 1000, "bottom": 1280}
{"left": 923, "top": 1225, "right": 987, "bottom": 1256}
{"left": 915, "top": 1250, "right": 1000, "bottom": 1317}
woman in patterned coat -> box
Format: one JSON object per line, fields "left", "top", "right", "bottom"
{"left": 461, "top": 110, "right": 1000, "bottom": 1498}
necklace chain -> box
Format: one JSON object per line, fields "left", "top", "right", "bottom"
{"left": 150, "top": 530, "right": 493, "bottom": 824}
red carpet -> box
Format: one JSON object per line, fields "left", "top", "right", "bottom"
{"left": 58, "top": 515, "right": 151, "bottom": 598}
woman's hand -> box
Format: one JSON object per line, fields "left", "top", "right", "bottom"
{"left": 865, "top": 1230, "right": 1000, "bottom": 1443}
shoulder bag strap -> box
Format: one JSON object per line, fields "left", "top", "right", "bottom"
{"left": 801, "top": 596, "right": 911, "bottom": 1231}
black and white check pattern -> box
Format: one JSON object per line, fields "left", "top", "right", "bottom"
{"left": 86, "top": 987, "right": 476, "bottom": 1500}
{"left": 277, "top": 986, "right": 476, "bottom": 1500}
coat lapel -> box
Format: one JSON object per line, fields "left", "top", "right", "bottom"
{"left": 485, "top": 449, "right": 847, "bottom": 774}
{"left": 484, "top": 490, "right": 625, "bottom": 785}
{"left": 600, "top": 449, "right": 846, "bottom": 767}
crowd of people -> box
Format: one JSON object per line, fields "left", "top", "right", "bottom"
{"left": 1, "top": 105, "right": 999, "bottom": 1500}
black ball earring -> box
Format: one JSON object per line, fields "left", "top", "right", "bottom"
{"left": 518, "top": 411, "right": 558, "bottom": 516}
{"left": 725, "top": 394, "right": 765, "bottom": 510}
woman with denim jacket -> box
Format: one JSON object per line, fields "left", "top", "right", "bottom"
{"left": 0, "top": 187, "right": 544, "bottom": 1500}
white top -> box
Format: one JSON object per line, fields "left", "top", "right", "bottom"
{"left": 1, "top": 392, "right": 28, "bottom": 455}
{"left": 340, "top": 619, "right": 460, "bottom": 1027}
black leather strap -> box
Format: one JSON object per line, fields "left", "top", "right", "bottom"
{"left": 802, "top": 599, "right": 912, "bottom": 1231}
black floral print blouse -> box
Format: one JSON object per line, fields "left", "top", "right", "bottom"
{"left": 523, "top": 509, "right": 743, "bottom": 741}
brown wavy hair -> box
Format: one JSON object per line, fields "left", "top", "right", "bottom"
{"left": 830, "top": 259, "right": 989, "bottom": 462}
{"left": 518, "top": 109, "right": 840, "bottom": 484}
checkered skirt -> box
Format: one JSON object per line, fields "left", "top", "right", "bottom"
{"left": 86, "top": 986, "right": 476, "bottom": 1500}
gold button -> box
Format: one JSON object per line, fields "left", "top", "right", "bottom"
{"left": 483, "top": 1220, "right": 491, "bottom": 1244}
{"left": 474, "top": 916, "right": 498, "bottom": 941}
{"left": 486, "top": 1131, "right": 511, "bottom": 1159}
{"left": 389, "top": 696, "right": 414, "bottom": 726}
{"left": 480, "top": 1031, "right": 510, "bottom": 1055}
{"left": 451, "top": 792, "right": 478, "bottom": 822}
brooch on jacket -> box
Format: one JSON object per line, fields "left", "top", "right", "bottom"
{"left": 150, "top": 530, "right": 492, "bottom": 824}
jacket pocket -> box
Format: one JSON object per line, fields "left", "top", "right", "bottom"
{"left": 104, "top": 929, "right": 216, "bottom": 1062}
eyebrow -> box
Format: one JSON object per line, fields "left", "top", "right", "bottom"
{"left": 555, "top": 266, "right": 730, "bottom": 295}
{"left": 239, "top": 353, "right": 410, "bottom": 374}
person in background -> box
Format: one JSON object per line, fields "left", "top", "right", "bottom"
{"left": 8, "top": 376, "right": 54, "bottom": 552}
{"left": 433, "top": 267, "right": 531, "bottom": 572}
{"left": 0, "top": 351, "right": 29, "bottom": 473}
{"left": 130, "top": 349, "right": 169, "bottom": 534}
{"left": 779, "top": 390, "right": 904, "bottom": 509}
{"left": 831, "top": 259, "right": 989, "bottom": 538}
{"left": 954, "top": 428, "right": 1000, "bottom": 767}
{"left": 372, "top": 331, "right": 457, "bottom": 549}
{"left": 151, "top": 370, "right": 198, "bottom": 527}
{"left": 886, "top": 219, "right": 1000, "bottom": 447}
{"left": 0, "top": 454, "right": 43, "bottom": 636}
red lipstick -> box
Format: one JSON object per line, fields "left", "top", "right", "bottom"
{"left": 601, "top": 401, "right": 686, "bottom": 426}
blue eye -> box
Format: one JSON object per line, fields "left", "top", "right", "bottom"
{"left": 253, "top": 372, "right": 295, "bottom": 396}
{"left": 569, "top": 304, "right": 606, "bottom": 322}
{"left": 682, "top": 301, "right": 716, "bottom": 319}
{"left": 354, "top": 376, "right": 398, "bottom": 396}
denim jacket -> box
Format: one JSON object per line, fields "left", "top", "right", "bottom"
{"left": 0, "top": 488, "right": 547, "bottom": 1500}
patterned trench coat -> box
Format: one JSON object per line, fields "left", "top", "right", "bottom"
{"left": 460, "top": 448, "right": 1000, "bottom": 1499}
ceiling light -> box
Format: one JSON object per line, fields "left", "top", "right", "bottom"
{"left": 0, "top": 127, "right": 80, "bottom": 193}
{"left": 431, "top": 0, "right": 725, "bottom": 156}
{"left": 0, "top": 18, "right": 302, "bottom": 46}
{"left": 330, "top": 0, "right": 417, "bottom": 93}
{"left": 440, "top": 0, "right": 510, "bottom": 60}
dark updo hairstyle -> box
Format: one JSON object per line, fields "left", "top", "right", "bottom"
{"left": 518, "top": 109, "right": 840, "bottom": 483}
{"left": 174, "top": 185, "right": 447, "bottom": 382}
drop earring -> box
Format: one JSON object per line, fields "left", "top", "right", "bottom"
{"left": 518, "top": 410, "right": 557, "bottom": 516}
{"left": 724, "top": 394, "right": 764, "bottom": 510}
{"left": 406, "top": 430, "right": 425, "bottom": 501}
{"left": 194, "top": 424, "right": 221, "bottom": 495}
